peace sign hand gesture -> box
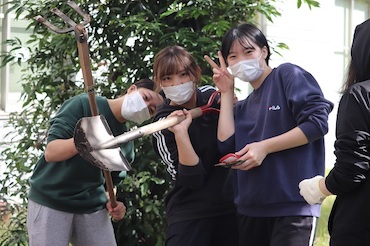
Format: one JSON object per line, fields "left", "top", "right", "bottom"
{"left": 204, "top": 51, "right": 235, "bottom": 93}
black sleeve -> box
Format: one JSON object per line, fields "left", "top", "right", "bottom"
{"left": 151, "top": 106, "right": 207, "bottom": 188}
{"left": 326, "top": 85, "right": 370, "bottom": 194}
{"left": 151, "top": 107, "right": 180, "bottom": 181}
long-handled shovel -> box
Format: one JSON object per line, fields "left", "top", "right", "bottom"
{"left": 35, "top": 1, "right": 119, "bottom": 208}
{"left": 73, "top": 90, "right": 221, "bottom": 171}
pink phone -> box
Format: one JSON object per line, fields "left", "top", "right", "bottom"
{"left": 215, "top": 153, "right": 244, "bottom": 167}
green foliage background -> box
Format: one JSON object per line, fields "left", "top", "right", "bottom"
{"left": 0, "top": 0, "right": 319, "bottom": 245}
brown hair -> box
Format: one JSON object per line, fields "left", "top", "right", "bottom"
{"left": 153, "top": 46, "right": 200, "bottom": 92}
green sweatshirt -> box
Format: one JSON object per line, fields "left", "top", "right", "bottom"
{"left": 28, "top": 94, "right": 134, "bottom": 213}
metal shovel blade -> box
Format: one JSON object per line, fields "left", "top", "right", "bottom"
{"left": 73, "top": 115, "right": 132, "bottom": 171}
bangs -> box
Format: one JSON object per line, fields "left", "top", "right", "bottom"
{"left": 221, "top": 23, "right": 271, "bottom": 65}
{"left": 156, "top": 52, "right": 193, "bottom": 79}
{"left": 238, "top": 36, "right": 255, "bottom": 50}
{"left": 153, "top": 45, "right": 200, "bottom": 84}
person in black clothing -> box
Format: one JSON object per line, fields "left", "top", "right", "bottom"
{"left": 151, "top": 45, "right": 238, "bottom": 246}
{"left": 299, "top": 19, "right": 370, "bottom": 245}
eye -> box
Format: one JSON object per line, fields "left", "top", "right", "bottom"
{"left": 162, "top": 76, "right": 170, "bottom": 81}
{"left": 149, "top": 107, "right": 155, "bottom": 115}
{"left": 227, "top": 54, "right": 236, "bottom": 60}
{"left": 180, "top": 71, "right": 189, "bottom": 77}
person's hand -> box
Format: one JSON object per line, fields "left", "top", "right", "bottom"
{"left": 168, "top": 109, "right": 192, "bottom": 134}
{"left": 106, "top": 201, "right": 126, "bottom": 221}
{"left": 299, "top": 175, "right": 327, "bottom": 205}
{"left": 231, "top": 142, "right": 268, "bottom": 171}
{"left": 204, "top": 51, "right": 234, "bottom": 93}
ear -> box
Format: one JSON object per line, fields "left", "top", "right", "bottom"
{"left": 127, "top": 84, "right": 137, "bottom": 94}
{"left": 262, "top": 46, "right": 268, "bottom": 59}
{"left": 154, "top": 76, "right": 159, "bottom": 85}
{"left": 195, "top": 67, "right": 202, "bottom": 84}
{"left": 197, "top": 66, "right": 202, "bottom": 75}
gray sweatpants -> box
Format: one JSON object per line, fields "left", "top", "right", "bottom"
{"left": 27, "top": 200, "right": 117, "bottom": 246}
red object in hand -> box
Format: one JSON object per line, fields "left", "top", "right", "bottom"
{"left": 215, "top": 153, "right": 244, "bottom": 168}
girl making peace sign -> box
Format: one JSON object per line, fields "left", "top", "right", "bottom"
{"left": 205, "top": 23, "right": 333, "bottom": 246}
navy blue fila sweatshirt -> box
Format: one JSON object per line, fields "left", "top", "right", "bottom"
{"left": 219, "top": 63, "right": 334, "bottom": 217}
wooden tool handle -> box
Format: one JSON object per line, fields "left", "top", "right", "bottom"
{"left": 140, "top": 107, "right": 203, "bottom": 135}
{"left": 103, "top": 170, "right": 117, "bottom": 207}
{"left": 98, "top": 107, "right": 204, "bottom": 150}
{"left": 76, "top": 27, "right": 117, "bottom": 208}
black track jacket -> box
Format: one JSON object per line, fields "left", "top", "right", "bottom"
{"left": 152, "top": 85, "right": 236, "bottom": 225}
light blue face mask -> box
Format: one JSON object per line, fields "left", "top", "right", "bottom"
{"left": 229, "top": 55, "right": 264, "bottom": 82}
{"left": 121, "top": 90, "right": 150, "bottom": 124}
{"left": 161, "top": 81, "right": 194, "bottom": 105}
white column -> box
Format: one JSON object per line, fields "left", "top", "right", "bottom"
{"left": 1, "top": 0, "right": 10, "bottom": 112}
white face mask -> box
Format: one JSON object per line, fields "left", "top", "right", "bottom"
{"left": 121, "top": 90, "right": 150, "bottom": 125}
{"left": 229, "top": 56, "right": 264, "bottom": 82}
{"left": 161, "top": 81, "right": 194, "bottom": 105}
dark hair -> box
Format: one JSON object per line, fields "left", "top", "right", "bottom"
{"left": 221, "top": 23, "right": 271, "bottom": 65}
{"left": 342, "top": 19, "right": 370, "bottom": 93}
{"left": 134, "top": 78, "right": 155, "bottom": 91}
{"left": 153, "top": 45, "right": 200, "bottom": 92}
{"left": 121, "top": 78, "right": 156, "bottom": 95}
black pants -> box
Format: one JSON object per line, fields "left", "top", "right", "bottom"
{"left": 166, "top": 214, "right": 238, "bottom": 246}
{"left": 328, "top": 194, "right": 370, "bottom": 246}
{"left": 237, "top": 214, "right": 317, "bottom": 246}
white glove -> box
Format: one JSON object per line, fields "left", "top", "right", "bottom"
{"left": 299, "top": 175, "right": 327, "bottom": 205}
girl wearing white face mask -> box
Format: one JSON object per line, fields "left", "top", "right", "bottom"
{"left": 27, "top": 78, "right": 163, "bottom": 246}
{"left": 151, "top": 45, "right": 238, "bottom": 246}
{"left": 205, "top": 23, "right": 334, "bottom": 246}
